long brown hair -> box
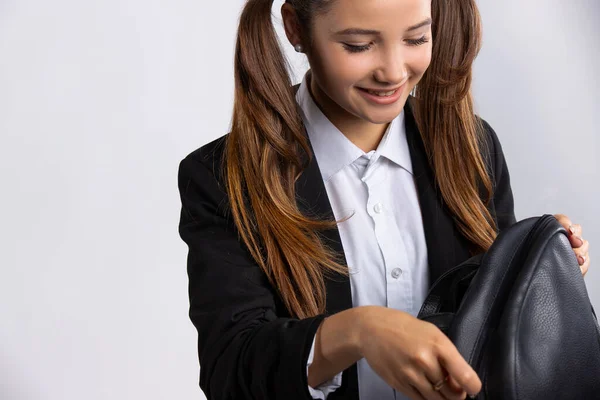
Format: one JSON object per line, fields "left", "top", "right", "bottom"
{"left": 224, "top": 0, "right": 497, "bottom": 319}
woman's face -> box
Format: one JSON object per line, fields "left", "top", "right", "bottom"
{"left": 306, "top": 0, "right": 432, "bottom": 126}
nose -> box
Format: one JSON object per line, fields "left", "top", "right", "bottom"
{"left": 373, "top": 45, "right": 408, "bottom": 85}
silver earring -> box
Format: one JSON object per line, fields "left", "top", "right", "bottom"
{"left": 294, "top": 44, "right": 303, "bottom": 53}
{"left": 410, "top": 85, "right": 417, "bottom": 97}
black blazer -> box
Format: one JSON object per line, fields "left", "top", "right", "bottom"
{"left": 177, "top": 92, "right": 517, "bottom": 400}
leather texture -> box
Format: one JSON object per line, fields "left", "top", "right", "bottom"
{"left": 418, "top": 214, "right": 600, "bottom": 399}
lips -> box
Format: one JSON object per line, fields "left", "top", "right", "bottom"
{"left": 357, "top": 83, "right": 406, "bottom": 97}
{"left": 363, "top": 88, "right": 398, "bottom": 97}
{"left": 356, "top": 82, "right": 406, "bottom": 105}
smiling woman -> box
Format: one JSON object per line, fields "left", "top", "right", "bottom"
{"left": 176, "top": 1, "right": 588, "bottom": 400}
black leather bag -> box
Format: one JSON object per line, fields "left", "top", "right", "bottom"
{"left": 417, "top": 214, "right": 600, "bottom": 399}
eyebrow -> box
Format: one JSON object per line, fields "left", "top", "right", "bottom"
{"left": 333, "top": 18, "right": 432, "bottom": 36}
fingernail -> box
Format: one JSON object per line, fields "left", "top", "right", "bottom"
{"left": 569, "top": 225, "right": 576, "bottom": 236}
{"left": 579, "top": 255, "right": 587, "bottom": 265}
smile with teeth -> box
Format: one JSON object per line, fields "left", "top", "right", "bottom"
{"left": 365, "top": 88, "right": 398, "bottom": 97}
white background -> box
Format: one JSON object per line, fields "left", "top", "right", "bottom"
{"left": 1, "top": 1, "right": 598, "bottom": 399}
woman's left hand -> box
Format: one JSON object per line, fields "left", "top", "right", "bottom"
{"left": 554, "top": 214, "right": 591, "bottom": 277}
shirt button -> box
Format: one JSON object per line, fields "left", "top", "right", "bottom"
{"left": 391, "top": 268, "right": 402, "bottom": 279}
{"left": 373, "top": 203, "right": 383, "bottom": 214}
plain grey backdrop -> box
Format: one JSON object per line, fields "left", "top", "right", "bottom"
{"left": 0, "top": 0, "right": 598, "bottom": 399}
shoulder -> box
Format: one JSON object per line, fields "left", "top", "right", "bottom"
{"left": 475, "top": 116, "right": 507, "bottom": 183}
{"left": 475, "top": 116, "right": 517, "bottom": 229}
{"left": 177, "top": 133, "right": 232, "bottom": 221}
{"left": 476, "top": 116, "right": 502, "bottom": 157}
{"left": 182, "top": 133, "right": 228, "bottom": 170}
{"left": 179, "top": 132, "right": 229, "bottom": 185}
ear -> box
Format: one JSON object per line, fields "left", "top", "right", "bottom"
{"left": 280, "top": 3, "right": 303, "bottom": 48}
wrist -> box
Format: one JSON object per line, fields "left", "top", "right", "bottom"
{"left": 353, "top": 306, "right": 378, "bottom": 358}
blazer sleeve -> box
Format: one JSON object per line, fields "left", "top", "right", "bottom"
{"left": 178, "top": 154, "right": 327, "bottom": 400}
{"left": 480, "top": 118, "right": 517, "bottom": 232}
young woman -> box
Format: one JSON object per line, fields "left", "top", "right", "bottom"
{"left": 177, "top": 1, "right": 591, "bottom": 399}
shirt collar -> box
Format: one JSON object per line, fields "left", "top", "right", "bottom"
{"left": 295, "top": 70, "right": 413, "bottom": 182}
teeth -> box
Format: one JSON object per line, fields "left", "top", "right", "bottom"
{"left": 367, "top": 89, "right": 396, "bottom": 97}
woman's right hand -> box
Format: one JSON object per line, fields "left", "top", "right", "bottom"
{"left": 357, "top": 306, "right": 481, "bottom": 400}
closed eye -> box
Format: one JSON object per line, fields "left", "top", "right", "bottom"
{"left": 407, "top": 35, "right": 430, "bottom": 46}
{"left": 342, "top": 43, "right": 373, "bottom": 53}
{"left": 342, "top": 36, "right": 430, "bottom": 54}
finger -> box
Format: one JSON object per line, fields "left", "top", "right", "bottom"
{"left": 580, "top": 252, "right": 591, "bottom": 277}
{"left": 438, "top": 380, "right": 468, "bottom": 400}
{"left": 555, "top": 215, "right": 583, "bottom": 247}
{"left": 568, "top": 224, "right": 584, "bottom": 248}
{"left": 411, "top": 374, "right": 447, "bottom": 400}
{"left": 437, "top": 341, "right": 481, "bottom": 398}
{"left": 570, "top": 223, "right": 583, "bottom": 238}
{"left": 404, "top": 384, "right": 428, "bottom": 400}
{"left": 569, "top": 235, "right": 584, "bottom": 249}
{"left": 411, "top": 353, "right": 448, "bottom": 400}
{"left": 393, "top": 371, "right": 429, "bottom": 400}
{"left": 574, "top": 240, "right": 590, "bottom": 265}
{"left": 554, "top": 214, "right": 572, "bottom": 230}
{"left": 425, "top": 368, "right": 467, "bottom": 400}
{"left": 444, "top": 374, "right": 468, "bottom": 395}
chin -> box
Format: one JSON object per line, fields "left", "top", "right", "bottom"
{"left": 360, "top": 115, "right": 393, "bottom": 124}
{"left": 363, "top": 106, "right": 405, "bottom": 124}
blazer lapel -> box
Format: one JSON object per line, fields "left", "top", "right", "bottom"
{"left": 403, "top": 100, "right": 472, "bottom": 285}
{"left": 294, "top": 135, "right": 354, "bottom": 316}
{"left": 292, "top": 82, "right": 353, "bottom": 316}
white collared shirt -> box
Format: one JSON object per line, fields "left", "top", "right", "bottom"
{"left": 296, "top": 71, "right": 430, "bottom": 400}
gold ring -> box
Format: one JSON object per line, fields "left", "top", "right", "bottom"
{"left": 433, "top": 376, "right": 448, "bottom": 391}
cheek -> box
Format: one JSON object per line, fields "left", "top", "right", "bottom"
{"left": 314, "top": 46, "right": 372, "bottom": 86}
{"left": 409, "top": 46, "right": 432, "bottom": 76}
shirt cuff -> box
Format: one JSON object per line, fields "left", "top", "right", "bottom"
{"left": 306, "top": 332, "right": 343, "bottom": 399}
